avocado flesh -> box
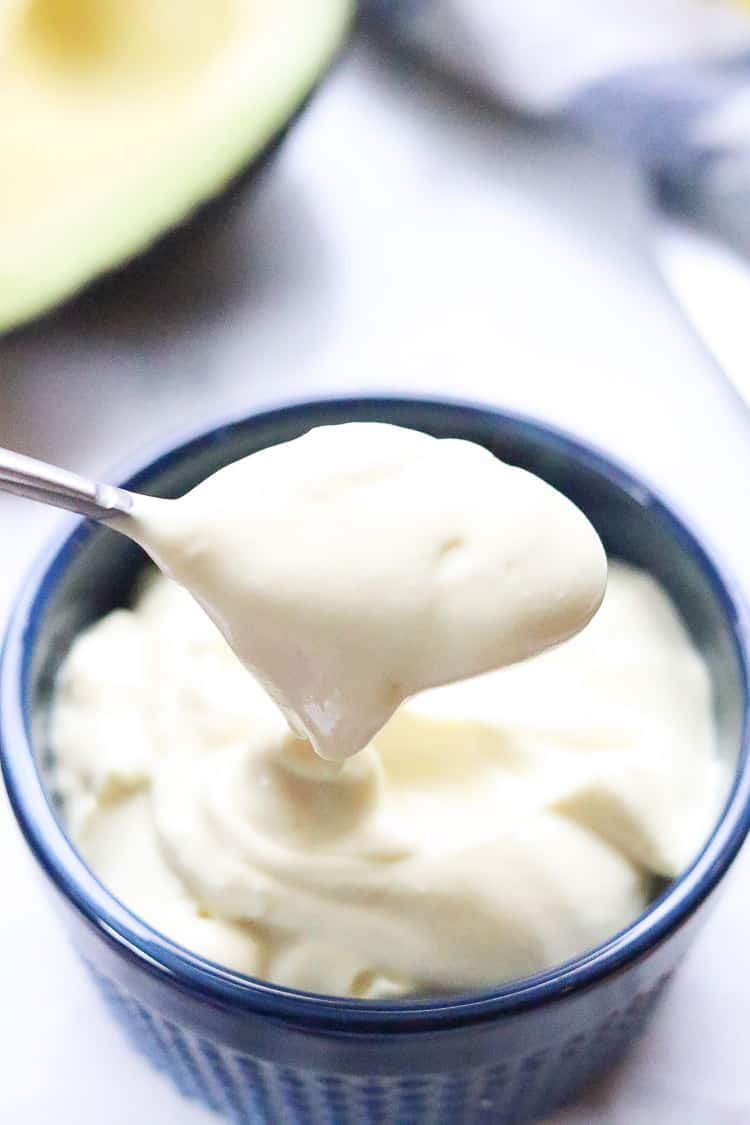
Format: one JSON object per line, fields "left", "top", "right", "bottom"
{"left": 0, "top": 0, "right": 353, "bottom": 334}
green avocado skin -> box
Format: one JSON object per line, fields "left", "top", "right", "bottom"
{"left": 3, "top": 33, "right": 353, "bottom": 341}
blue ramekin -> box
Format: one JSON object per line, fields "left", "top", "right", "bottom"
{"left": 2, "top": 396, "right": 750, "bottom": 1125}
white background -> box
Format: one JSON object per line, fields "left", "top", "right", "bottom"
{"left": 2, "top": 38, "right": 750, "bottom": 1124}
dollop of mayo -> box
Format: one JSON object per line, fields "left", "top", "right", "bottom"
{"left": 121, "top": 423, "right": 607, "bottom": 760}
{"left": 52, "top": 563, "right": 723, "bottom": 998}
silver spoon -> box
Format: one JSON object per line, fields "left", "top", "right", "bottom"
{"left": 0, "top": 446, "right": 136, "bottom": 521}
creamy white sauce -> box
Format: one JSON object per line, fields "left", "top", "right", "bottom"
{"left": 119, "top": 422, "right": 607, "bottom": 761}
{"left": 51, "top": 563, "right": 723, "bottom": 998}
{"left": 49, "top": 424, "right": 722, "bottom": 996}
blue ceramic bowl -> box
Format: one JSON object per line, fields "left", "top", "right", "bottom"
{"left": 2, "top": 396, "right": 750, "bottom": 1125}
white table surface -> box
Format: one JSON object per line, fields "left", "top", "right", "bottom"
{"left": 2, "top": 36, "right": 750, "bottom": 1125}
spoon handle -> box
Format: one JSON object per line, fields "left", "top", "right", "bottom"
{"left": 0, "top": 446, "right": 134, "bottom": 520}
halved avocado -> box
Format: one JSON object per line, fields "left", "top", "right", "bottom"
{"left": 0, "top": 0, "right": 353, "bottom": 333}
